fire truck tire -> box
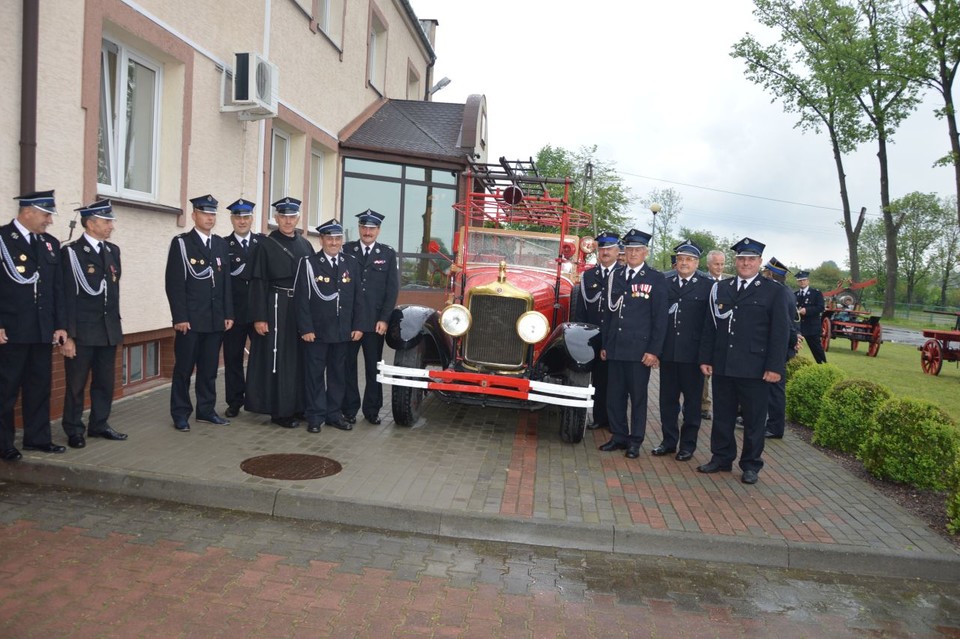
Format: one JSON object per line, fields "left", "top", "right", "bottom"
{"left": 391, "top": 345, "right": 426, "bottom": 427}
{"left": 558, "top": 372, "right": 590, "bottom": 444}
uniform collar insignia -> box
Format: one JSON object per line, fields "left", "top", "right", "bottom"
{"left": 11, "top": 232, "right": 18, "bottom": 240}
{"left": 83, "top": 245, "right": 91, "bottom": 253}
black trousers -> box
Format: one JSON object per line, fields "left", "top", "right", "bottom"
{"left": 62, "top": 344, "right": 117, "bottom": 437}
{"left": 343, "top": 331, "right": 384, "bottom": 419}
{"left": 303, "top": 340, "right": 347, "bottom": 425}
{"left": 170, "top": 330, "right": 223, "bottom": 421}
{"left": 606, "top": 360, "right": 652, "bottom": 446}
{"left": 0, "top": 342, "right": 54, "bottom": 449}
{"left": 765, "top": 375, "right": 787, "bottom": 438}
{"left": 710, "top": 375, "right": 769, "bottom": 472}
{"left": 222, "top": 322, "right": 254, "bottom": 409}
{"left": 590, "top": 359, "right": 609, "bottom": 427}
{"left": 658, "top": 360, "right": 704, "bottom": 453}
{"left": 804, "top": 331, "right": 827, "bottom": 364}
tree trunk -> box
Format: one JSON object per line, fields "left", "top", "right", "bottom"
{"left": 878, "top": 134, "right": 899, "bottom": 319}
{"left": 830, "top": 130, "right": 863, "bottom": 281}
{"left": 943, "top": 84, "right": 960, "bottom": 228}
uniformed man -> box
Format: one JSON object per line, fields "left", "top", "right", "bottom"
{"left": 698, "top": 238, "right": 792, "bottom": 485}
{"left": 245, "top": 197, "right": 315, "bottom": 428}
{"left": 60, "top": 199, "right": 127, "bottom": 448}
{"left": 573, "top": 230, "right": 620, "bottom": 431}
{"left": 0, "top": 190, "right": 67, "bottom": 460}
{"left": 342, "top": 210, "right": 399, "bottom": 425}
{"left": 164, "top": 194, "right": 234, "bottom": 431}
{"left": 598, "top": 229, "right": 668, "bottom": 459}
{"left": 762, "top": 257, "right": 800, "bottom": 439}
{"left": 700, "top": 249, "right": 728, "bottom": 421}
{"left": 654, "top": 240, "right": 712, "bottom": 461}
{"left": 795, "top": 270, "right": 827, "bottom": 364}
{"left": 222, "top": 198, "right": 263, "bottom": 418}
{"left": 296, "top": 219, "right": 363, "bottom": 433}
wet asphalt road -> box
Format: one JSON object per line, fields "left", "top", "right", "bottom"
{"left": 1, "top": 482, "right": 957, "bottom": 638}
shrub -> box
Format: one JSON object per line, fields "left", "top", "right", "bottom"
{"left": 786, "top": 355, "right": 813, "bottom": 380}
{"left": 813, "top": 379, "right": 892, "bottom": 454}
{"left": 947, "top": 456, "right": 960, "bottom": 535}
{"left": 858, "top": 397, "right": 960, "bottom": 490}
{"left": 785, "top": 363, "right": 845, "bottom": 427}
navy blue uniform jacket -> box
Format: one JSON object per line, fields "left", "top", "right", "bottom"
{"left": 227, "top": 233, "right": 264, "bottom": 325}
{"left": 601, "top": 263, "right": 668, "bottom": 361}
{"left": 342, "top": 240, "right": 399, "bottom": 331}
{"left": 295, "top": 252, "right": 364, "bottom": 342}
{"left": 0, "top": 222, "right": 64, "bottom": 343}
{"left": 164, "top": 230, "right": 234, "bottom": 332}
{"left": 700, "top": 276, "right": 792, "bottom": 378}
{"left": 795, "top": 287, "right": 825, "bottom": 335}
{"left": 573, "top": 263, "right": 612, "bottom": 327}
{"left": 661, "top": 271, "right": 712, "bottom": 364}
{"left": 61, "top": 237, "right": 122, "bottom": 346}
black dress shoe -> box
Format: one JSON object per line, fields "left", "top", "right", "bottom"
{"left": 741, "top": 470, "right": 759, "bottom": 484}
{"left": 68, "top": 435, "right": 86, "bottom": 449}
{"left": 224, "top": 405, "right": 240, "bottom": 418}
{"left": 764, "top": 431, "right": 782, "bottom": 439}
{"left": 173, "top": 420, "right": 190, "bottom": 432}
{"left": 89, "top": 427, "right": 127, "bottom": 441}
{"left": 1, "top": 447, "right": 22, "bottom": 461}
{"left": 625, "top": 446, "right": 640, "bottom": 459}
{"left": 586, "top": 421, "right": 606, "bottom": 431}
{"left": 307, "top": 423, "right": 322, "bottom": 434}
{"left": 196, "top": 414, "right": 230, "bottom": 425}
{"left": 598, "top": 439, "right": 628, "bottom": 452}
{"left": 342, "top": 414, "right": 357, "bottom": 425}
{"left": 325, "top": 419, "right": 353, "bottom": 431}
{"left": 364, "top": 414, "right": 382, "bottom": 425}
{"left": 23, "top": 443, "right": 66, "bottom": 453}
{"left": 696, "top": 460, "right": 732, "bottom": 473}
{"left": 675, "top": 450, "right": 694, "bottom": 462}
{"left": 271, "top": 417, "right": 300, "bottom": 429}
{"left": 651, "top": 445, "right": 676, "bottom": 456}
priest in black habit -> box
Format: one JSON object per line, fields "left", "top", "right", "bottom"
{"left": 244, "top": 197, "right": 315, "bottom": 428}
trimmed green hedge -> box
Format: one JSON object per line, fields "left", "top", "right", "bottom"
{"left": 858, "top": 398, "right": 960, "bottom": 490}
{"left": 785, "top": 363, "right": 845, "bottom": 427}
{"left": 947, "top": 456, "right": 960, "bottom": 535}
{"left": 786, "top": 354, "right": 813, "bottom": 380}
{"left": 813, "top": 379, "right": 892, "bottom": 454}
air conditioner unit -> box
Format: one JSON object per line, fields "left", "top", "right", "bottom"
{"left": 232, "top": 52, "right": 279, "bottom": 119}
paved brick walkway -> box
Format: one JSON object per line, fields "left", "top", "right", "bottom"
{"left": 1, "top": 367, "right": 958, "bottom": 581}
{"left": 2, "top": 485, "right": 958, "bottom": 638}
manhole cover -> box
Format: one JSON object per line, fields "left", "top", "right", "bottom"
{"left": 240, "top": 454, "right": 342, "bottom": 480}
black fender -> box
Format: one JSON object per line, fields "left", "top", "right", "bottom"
{"left": 385, "top": 304, "right": 453, "bottom": 368}
{"left": 535, "top": 322, "right": 600, "bottom": 376}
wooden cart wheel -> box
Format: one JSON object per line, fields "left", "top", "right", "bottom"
{"left": 920, "top": 339, "right": 943, "bottom": 375}
{"left": 821, "top": 317, "right": 831, "bottom": 353}
{"left": 867, "top": 324, "right": 882, "bottom": 357}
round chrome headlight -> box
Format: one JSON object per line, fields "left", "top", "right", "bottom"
{"left": 516, "top": 310, "right": 550, "bottom": 344}
{"left": 440, "top": 304, "right": 471, "bottom": 337}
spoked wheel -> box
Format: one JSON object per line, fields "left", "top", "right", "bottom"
{"left": 920, "top": 339, "right": 943, "bottom": 375}
{"left": 558, "top": 372, "right": 590, "bottom": 444}
{"left": 391, "top": 344, "right": 427, "bottom": 426}
{"left": 867, "top": 324, "right": 882, "bottom": 357}
{"left": 821, "top": 317, "right": 832, "bottom": 353}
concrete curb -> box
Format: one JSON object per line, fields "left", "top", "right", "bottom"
{"left": 3, "top": 459, "right": 958, "bottom": 582}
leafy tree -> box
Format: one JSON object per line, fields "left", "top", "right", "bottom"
{"left": 930, "top": 194, "right": 960, "bottom": 306}
{"left": 732, "top": 0, "right": 870, "bottom": 280}
{"left": 809, "top": 260, "right": 844, "bottom": 292}
{"left": 640, "top": 187, "right": 683, "bottom": 270}
{"left": 857, "top": 218, "right": 887, "bottom": 298}
{"left": 892, "top": 191, "right": 941, "bottom": 304}
{"left": 906, "top": 0, "right": 960, "bottom": 227}
{"left": 534, "top": 145, "right": 633, "bottom": 237}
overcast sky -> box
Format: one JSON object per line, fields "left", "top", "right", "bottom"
{"left": 409, "top": 0, "right": 956, "bottom": 272}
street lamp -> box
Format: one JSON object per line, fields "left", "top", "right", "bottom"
{"left": 583, "top": 161, "right": 595, "bottom": 235}
{"left": 649, "top": 202, "right": 661, "bottom": 265}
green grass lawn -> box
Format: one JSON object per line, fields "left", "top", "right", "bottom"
{"left": 798, "top": 338, "right": 960, "bottom": 422}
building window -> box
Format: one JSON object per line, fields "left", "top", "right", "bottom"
{"left": 97, "top": 39, "right": 162, "bottom": 200}
{"left": 270, "top": 128, "right": 291, "bottom": 205}
{"left": 308, "top": 148, "right": 324, "bottom": 228}
{"left": 407, "top": 63, "right": 421, "bottom": 100}
{"left": 367, "top": 8, "right": 388, "bottom": 92}
{"left": 122, "top": 341, "right": 160, "bottom": 386}
{"left": 342, "top": 159, "right": 458, "bottom": 288}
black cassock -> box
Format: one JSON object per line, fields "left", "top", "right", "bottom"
{"left": 244, "top": 230, "right": 314, "bottom": 419}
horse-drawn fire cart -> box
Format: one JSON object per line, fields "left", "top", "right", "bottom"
{"left": 820, "top": 278, "right": 883, "bottom": 357}
{"left": 918, "top": 311, "right": 960, "bottom": 376}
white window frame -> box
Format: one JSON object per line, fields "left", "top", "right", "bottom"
{"left": 367, "top": 13, "right": 387, "bottom": 92}
{"left": 309, "top": 148, "right": 325, "bottom": 228}
{"left": 270, "top": 128, "right": 291, "bottom": 207}
{"left": 98, "top": 39, "right": 162, "bottom": 201}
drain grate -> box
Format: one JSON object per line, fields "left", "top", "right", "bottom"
{"left": 240, "top": 454, "right": 342, "bottom": 480}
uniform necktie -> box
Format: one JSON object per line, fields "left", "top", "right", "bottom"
{"left": 739, "top": 279, "right": 747, "bottom": 293}
{"left": 627, "top": 268, "right": 636, "bottom": 280}
{"left": 680, "top": 278, "right": 688, "bottom": 288}
{"left": 364, "top": 245, "right": 371, "bottom": 257}
{"left": 241, "top": 238, "right": 248, "bottom": 251}
{"left": 601, "top": 268, "right": 608, "bottom": 279}
{"left": 31, "top": 233, "right": 42, "bottom": 258}
{"left": 205, "top": 238, "right": 211, "bottom": 250}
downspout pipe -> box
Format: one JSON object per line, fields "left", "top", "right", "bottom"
{"left": 20, "top": 0, "right": 39, "bottom": 194}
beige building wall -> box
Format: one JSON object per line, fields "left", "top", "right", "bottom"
{"left": 3, "top": 0, "right": 434, "bottom": 338}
